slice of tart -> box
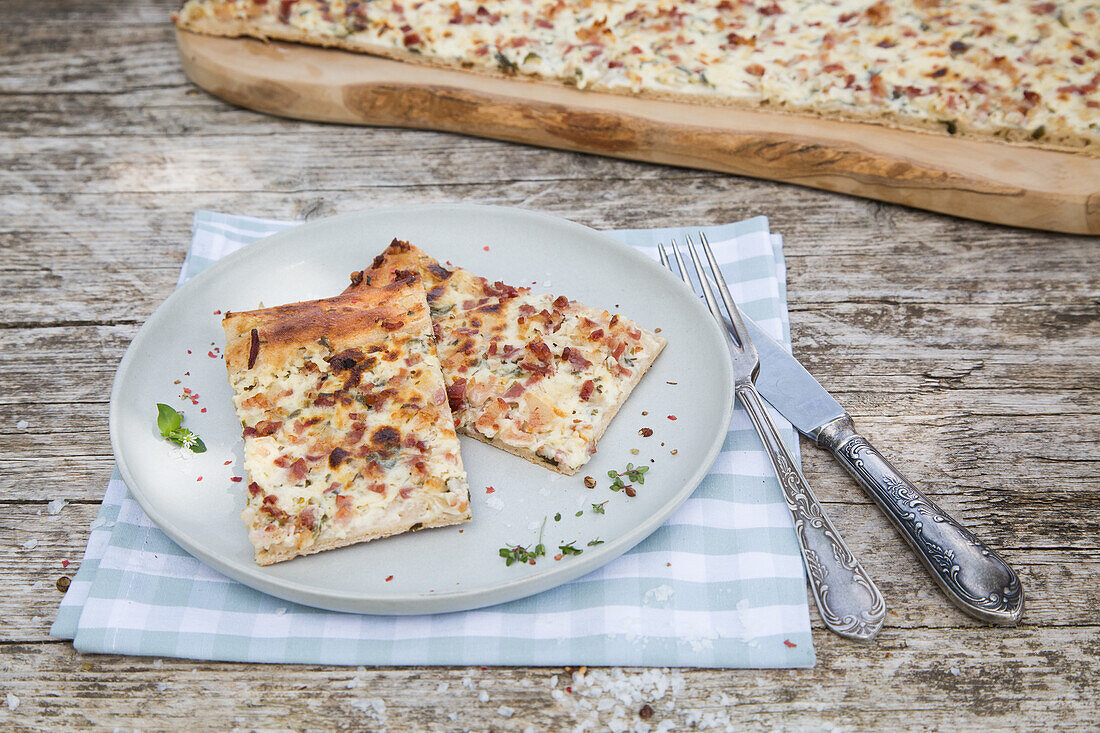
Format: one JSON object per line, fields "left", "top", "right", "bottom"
{"left": 346, "top": 240, "right": 666, "bottom": 475}
{"left": 222, "top": 272, "right": 470, "bottom": 565}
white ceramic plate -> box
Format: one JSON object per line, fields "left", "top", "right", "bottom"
{"left": 110, "top": 205, "right": 734, "bottom": 614}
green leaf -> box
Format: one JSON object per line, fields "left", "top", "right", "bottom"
{"left": 189, "top": 436, "right": 207, "bottom": 453}
{"left": 156, "top": 403, "right": 181, "bottom": 435}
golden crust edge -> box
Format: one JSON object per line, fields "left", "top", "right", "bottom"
{"left": 253, "top": 508, "right": 472, "bottom": 565}
{"left": 174, "top": 15, "right": 1100, "bottom": 158}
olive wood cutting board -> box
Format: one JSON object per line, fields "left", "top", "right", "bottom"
{"left": 177, "top": 30, "right": 1100, "bottom": 235}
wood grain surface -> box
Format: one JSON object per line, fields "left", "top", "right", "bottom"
{"left": 2, "top": 1, "right": 1099, "bottom": 730}
{"left": 175, "top": 30, "right": 1100, "bottom": 236}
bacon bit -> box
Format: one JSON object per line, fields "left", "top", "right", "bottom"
{"left": 552, "top": 295, "right": 570, "bottom": 309}
{"left": 562, "top": 347, "right": 593, "bottom": 371}
{"left": 289, "top": 458, "right": 308, "bottom": 481}
{"left": 838, "top": 11, "right": 857, "bottom": 22}
{"left": 196, "top": 476, "right": 203, "bottom": 482}
{"left": 503, "top": 381, "right": 525, "bottom": 399}
{"left": 486, "top": 486, "right": 496, "bottom": 494}
{"left": 588, "top": 329, "right": 604, "bottom": 341}
{"left": 483, "top": 280, "right": 519, "bottom": 299}
{"left": 385, "top": 575, "right": 394, "bottom": 582}
{"left": 758, "top": 2, "right": 783, "bottom": 15}
{"left": 554, "top": 554, "right": 563, "bottom": 561}
{"left": 207, "top": 351, "right": 217, "bottom": 358}
{"left": 483, "top": 245, "right": 490, "bottom": 251}
{"left": 565, "top": 686, "right": 572, "bottom": 693}
{"left": 526, "top": 339, "right": 553, "bottom": 362}
{"left": 231, "top": 477, "right": 243, "bottom": 483}
{"left": 399, "top": 487, "right": 413, "bottom": 499}
{"left": 254, "top": 420, "right": 282, "bottom": 436}
{"left": 668, "top": 415, "right": 678, "bottom": 421}
{"left": 1023, "top": 90, "right": 1041, "bottom": 106}
{"left": 187, "top": 350, "right": 191, "bottom": 354}
{"left": 381, "top": 319, "right": 405, "bottom": 330}
{"left": 1029, "top": 1, "right": 1056, "bottom": 13}
{"left": 403, "top": 31, "right": 421, "bottom": 46}
{"left": 200, "top": 407, "right": 207, "bottom": 413}
{"left": 639, "top": 427, "right": 654, "bottom": 437}
{"left": 727, "top": 32, "right": 755, "bottom": 47}
{"left": 296, "top": 507, "right": 316, "bottom": 531}
{"left": 248, "top": 482, "right": 262, "bottom": 497}
{"left": 213, "top": 309, "right": 222, "bottom": 315}
{"left": 870, "top": 74, "right": 887, "bottom": 98}
{"left": 929, "top": 67, "right": 948, "bottom": 79}
{"left": 328, "top": 447, "right": 351, "bottom": 469}
{"left": 784, "top": 639, "right": 798, "bottom": 648}
{"left": 666, "top": 381, "right": 678, "bottom": 385}
{"left": 447, "top": 378, "right": 467, "bottom": 412}
{"left": 579, "top": 380, "right": 595, "bottom": 401}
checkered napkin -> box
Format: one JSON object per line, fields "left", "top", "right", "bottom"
{"left": 51, "top": 211, "right": 814, "bottom": 668}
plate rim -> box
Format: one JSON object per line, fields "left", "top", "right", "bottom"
{"left": 109, "top": 203, "right": 735, "bottom": 614}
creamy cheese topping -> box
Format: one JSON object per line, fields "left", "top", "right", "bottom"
{"left": 179, "top": 0, "right": 1100, "bottom": 149}
{"left": 226, "top": 302, "right": 469, "bottom": 560}
{"left": 359, "top": 243, "right": 666, "bottom": 473}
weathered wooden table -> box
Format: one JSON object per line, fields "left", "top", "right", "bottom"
{"left": 3, "top": 2, "right": 1098, "bottom": 730}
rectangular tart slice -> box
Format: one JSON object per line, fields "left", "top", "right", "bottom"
{"left": 346, "top": 240, "right": 666, "bottom": 475}
{"left": 222, "top": 273, "right": 470, "bottom": 565}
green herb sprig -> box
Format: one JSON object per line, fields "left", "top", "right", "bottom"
{"left": 499, "top": 517, "right": 547, "bottom": 567}
{"left": 591, "top": 501, "right": 608, "bottom": 514}
{"left": 156, "top": 403, "right": 206, "bottom": 453}
{"left": 558, "top": 541, "right": 583, "bottom": 557}
{"left": 608, "top": 463, "right": 648, "bottom": 491}
{"left": 587, "top": 538, "right": 605, "bottom": 547}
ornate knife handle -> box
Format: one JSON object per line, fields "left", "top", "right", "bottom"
{"left": 737, "top": 384, "right": 886, "bottom": 641}
{"left": 816, "top": 416, "right": 1024, "bottom": 625}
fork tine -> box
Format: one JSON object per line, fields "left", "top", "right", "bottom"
{"left": 698, "top": 231, "right": 751, "bottom": 343}
{"left": 683, "top": 234, "right": 736, "bottom": 344}
{"left": 657, "top": 241, "right": 670, "bottom": 269}
{"left": 668, "top": 238, "right": 693, "bottom": 286}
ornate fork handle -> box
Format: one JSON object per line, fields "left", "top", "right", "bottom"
{"left": 816, "top": 416, "right": 1024, "bottom": 625}
{"left": 737, "top": 384, "right": 886, "bottom": 641}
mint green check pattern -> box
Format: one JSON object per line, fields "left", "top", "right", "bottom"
{"left": 51, "top": 211, "right": 815, "bottom": 668}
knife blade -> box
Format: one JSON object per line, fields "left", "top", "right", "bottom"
{"left": 743, "top": 314, "right": 1025, "bottom": 626}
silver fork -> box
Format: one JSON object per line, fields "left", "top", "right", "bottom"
{"left": 659, "top": 233, "right": 886, "bottom": 641}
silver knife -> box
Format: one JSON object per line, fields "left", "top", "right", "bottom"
{"left": 745, "top": 316, "right": 1024, "bottom": 625}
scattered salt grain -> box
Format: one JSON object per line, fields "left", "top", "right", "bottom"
{"left": 485, "top": 495, "right": 504, "bottom": 511}
{"left": 346, "top": 676, "right": 365, "bottom": 689}
{"left": 436, "top": 682, "right": 449, "bottom": 693}
{"left": 643, "top": 584, "right": 674, "bottom": 604}
{"left": 478, "top": 690, "right": 490, "bottom": 703}
{"left": 461, "top": 676, "right": 476, "bottom": 690}
{"left": 15, "top": 420, "right": 28, "bottom": 430}
{"left": 497, "top": 705, "right": 514, "bottom": 717}
{"left": 152, "top": 659, "right": 163, "bottom": 669}
{"left": 47, "top": 499, "right": 68, "bottom": 515}
{"left": 5, "top": 693, "right": 18, "bottom": 711}
{"left": 21, "top": 539, "right": 38, "bottom": 550}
